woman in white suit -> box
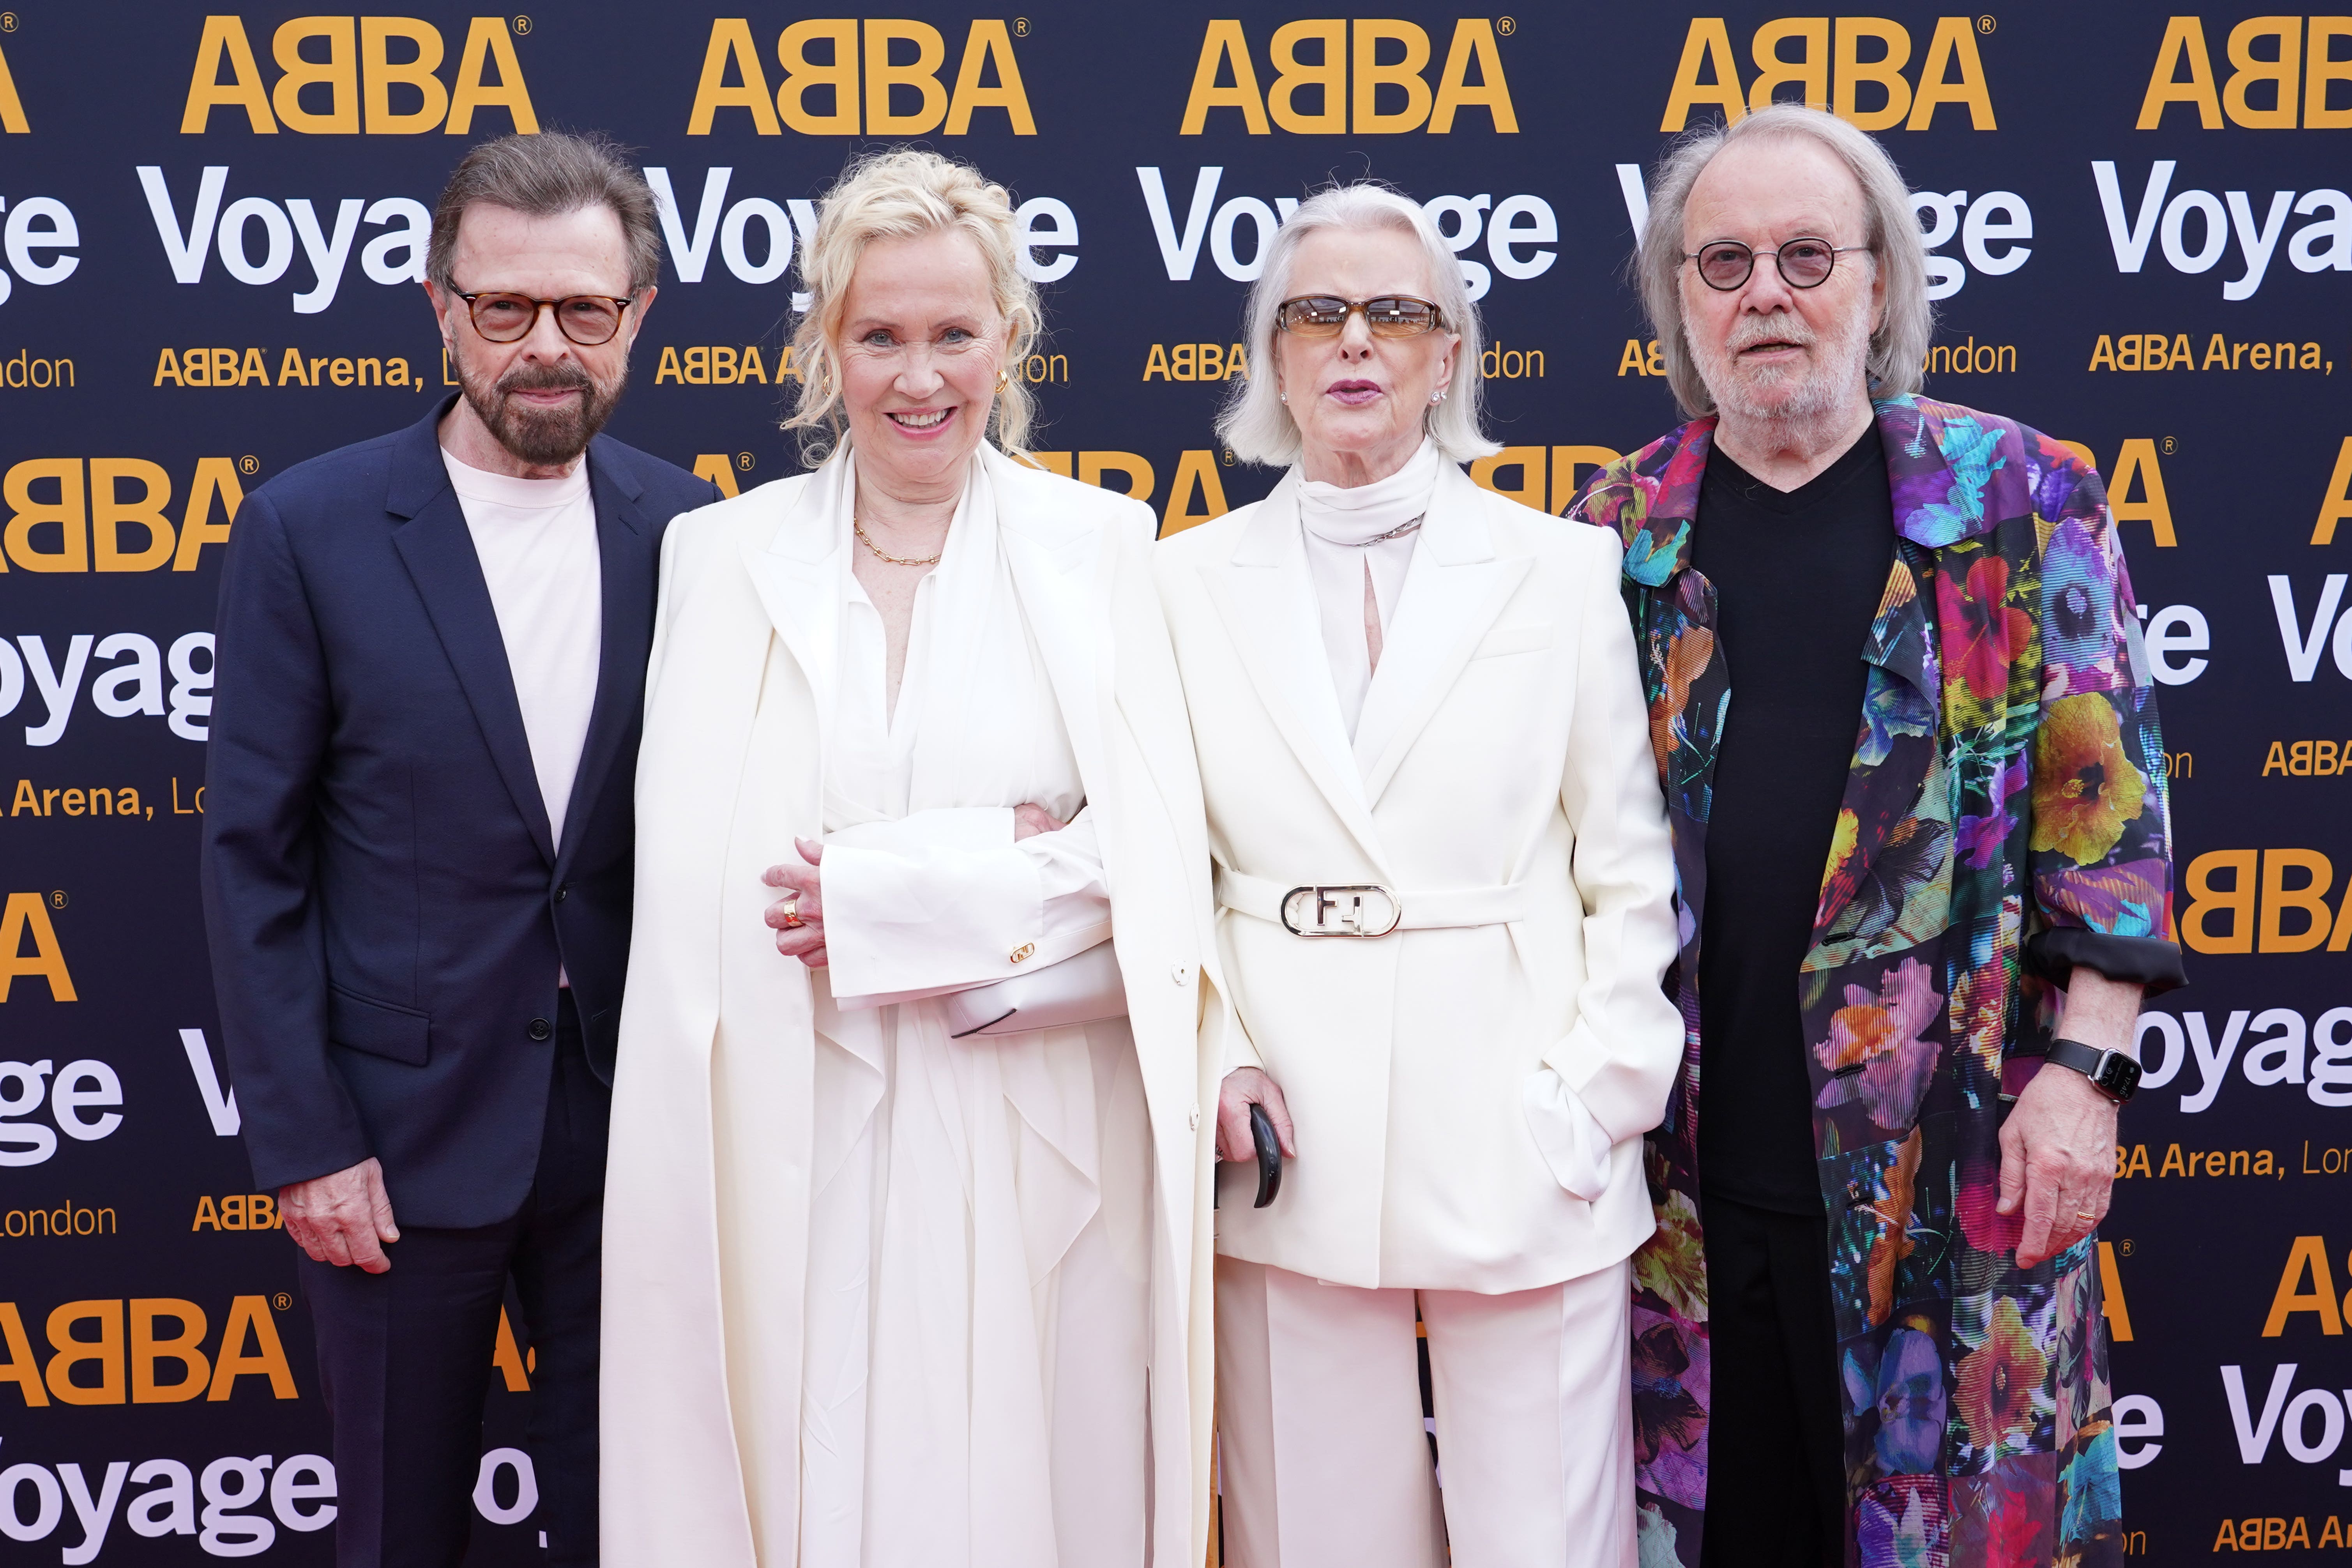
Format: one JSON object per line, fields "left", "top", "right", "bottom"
{"left": 601, "top": 150, "right": 1220, "bottom": 1568}
{"left": 1154, "top": 185, "right": 1682, "bottom": 1568}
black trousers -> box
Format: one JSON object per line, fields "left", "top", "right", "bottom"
{"left": 1698, "top": 1191, "right": 1846, "bottom": 1568}
{"left": 300, "top": 992, "right": 608, "bottom": 1567}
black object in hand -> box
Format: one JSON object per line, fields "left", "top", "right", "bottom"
{"left": 1249, "top": 1101, "right": 1283, "bottom": 1208}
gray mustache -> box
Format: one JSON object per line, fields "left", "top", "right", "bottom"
{"left": 497, "top": 366, "right": 594, "bottom": 396}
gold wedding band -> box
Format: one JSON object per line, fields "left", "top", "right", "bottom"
{"left": 780, "top": 899, "right": 804, "bottom": 930}
{"left": 2074, "top": 1210, "right": 2097, "bottom": 1222}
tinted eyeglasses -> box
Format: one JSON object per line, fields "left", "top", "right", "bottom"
{"left": 452, "top": 288, "right": 639, "bottom": 346}
{"left": 1684, "top": 238, "right": 1871, "bottom": 292}
{"left": 1275, "top": 295, "right": 1445, "bottom": 338}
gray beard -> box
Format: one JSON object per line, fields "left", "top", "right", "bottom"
{"left": 454, "top": 354, "right": 627, "bottom": 468}
{"left": 1692, "top": 316, "right": 1873, "bottom": 426}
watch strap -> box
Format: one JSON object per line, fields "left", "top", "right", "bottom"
{"left": 2041, "top": 1036, "right": 2139, "bottom": 1102}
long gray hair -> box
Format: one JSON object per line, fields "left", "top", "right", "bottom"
{"left": 1218, "top": 183, "right": 1500, "bottom": 468}
{"left": 1638, "top": 103, "right": 1933, "bottom": 417}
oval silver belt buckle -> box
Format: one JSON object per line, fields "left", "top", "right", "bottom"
{"left": 1279, "top": 884, "right": 1403, "bottom": 937}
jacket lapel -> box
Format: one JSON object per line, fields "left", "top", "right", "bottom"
{"left": 1199, "top": 475, "right": 1389, "bottom": 869}
{"left": 555, "top": 439, "right": 657, "bottom": 870}
{"left": 991, "top": 449, "right": 1108, "bottom": 795}
{"left": 386, "top": 409, "right": 555, "bottom": 864}
{"left": 739, "top": 461, "right": 845, "bottom": 767}
{"left": 1810, "top": 403, "right": 1970, "bottom": 948}
{"left": 1356, "top": 464, "right": 1534, "bottom": 804}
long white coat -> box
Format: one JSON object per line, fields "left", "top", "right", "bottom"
{"left": 1154, "top": 461, "right": 1682, "bottom": 1295}
{"left": 602, "top": 447, "right": 1221, "bottom": 1567}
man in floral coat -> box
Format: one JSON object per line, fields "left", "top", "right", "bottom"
{"left": 1570, "top": 106, "right": 2182, "bottom": 1567}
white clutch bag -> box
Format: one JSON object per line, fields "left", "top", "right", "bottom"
{"left": 940, "top": 940, "right": 1129, "bottom": 1039}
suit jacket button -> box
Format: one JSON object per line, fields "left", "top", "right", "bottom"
{"left": 554, "top": 885, "right": 569, "bottom": 903}
{"left": 528, "top": 1017, "right": 553, "bottom": 1041}
{"left": 1171, "top": 965, "right": 1188, "bottom": 985}
{"left": 1188, "top": 1106, "right": 1201, "bottom": 1131}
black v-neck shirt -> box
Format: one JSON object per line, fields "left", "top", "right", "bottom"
{"left": 1689, "top": 422, "right": 1895, "bottom": 1214}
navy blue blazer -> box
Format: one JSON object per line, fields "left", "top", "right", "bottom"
{"left": 200, "top": 399, "right": 720, "bottom": 1227}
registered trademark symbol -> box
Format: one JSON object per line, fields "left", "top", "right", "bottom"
{"left": 512, "top": 14, "right": 531, "bottom": 34}
{"left": 239, "top": 455, "right": 260, "bottom": 476}
{"left": 1497, "top": 16, "right": 1516, "bottom": 35}
{"left": 735, "top": 451, "right": 755, "bottom": 471}
{"left": 2117, "top": 1239, "right": 2134, "bottom": 1257}
{"left": 273, "top": 1293, "right": 293, "bottom": 1311}
{"left": 48, "top": 890, "right": 65, "bottom": 909}
{"left": 1013, "top": 16, "right": 1029, "bottom": 36}
{"left": 2161, "top": 436, "right": 2175, "bottom": 455}
{"left": 0, "top": 14, "right": 18, "bottom": 33}
{"left": 1976, "top": 14, "right": 1995, "bottom": 32}
{"left": 1221, "top": 449, "right": 1236, "bottom": 467}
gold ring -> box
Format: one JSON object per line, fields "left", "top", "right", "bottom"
{"left": 2075, "top": 1210, "right": 2097, "bottom": 1222}
{"left": 780, "top": 901, "right": 804, "bottom": 930}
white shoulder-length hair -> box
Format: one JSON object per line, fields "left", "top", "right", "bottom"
{"left": 1638, "top": 103, "right": 1934, "bottom": 417}
{"left": 1218, "top": 183, "right": 1500, "bottom": 468}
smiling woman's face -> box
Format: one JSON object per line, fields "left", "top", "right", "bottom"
{"left": 1272, "top": 225, "right": 1459, "bottom": 486}
{"left": 837, "top": 227, "right": 1011, "bottom": 497}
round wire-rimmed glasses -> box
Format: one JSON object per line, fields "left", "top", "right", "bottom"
{"left": 1683, "top": 238, "right": 1872, "bottom": 292}
{"left": 452, "top": 288, "right": 639, "bottom": 346}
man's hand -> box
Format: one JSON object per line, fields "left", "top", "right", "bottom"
{"left": 1997, "top": 1068, "right": 2117, "bottom": 1269}
{"left": 764, "top": 838, "right": 827, "bottom": 968}
{"left": 1216, "top": 1066, "right": 1297, "bottom": 1165}
{"left": 280, "top": 1157, "right": 399, "bottom": 1273}
{"left": 1997, "top": 968, "right": 2140, "bottom": 1269}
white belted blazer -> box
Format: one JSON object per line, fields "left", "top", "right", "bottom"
{"left": 602, "top": 446, "right": 1222, "bottom": 1567}
{"left": 1154, "top": 460, "right": 1681, "bottom": 1294}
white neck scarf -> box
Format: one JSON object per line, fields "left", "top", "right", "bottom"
{"left": 1295, "top": 438, "right": 1442, "bottom": 742}
{"left": 1297, "top": 437, "right": 1442, "bottom": 546}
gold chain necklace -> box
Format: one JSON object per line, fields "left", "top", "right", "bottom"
{"left": 853, "top": 515, "right": 943, "bottom": 567}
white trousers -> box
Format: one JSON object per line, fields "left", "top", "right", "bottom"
{"left": 1214, "top": 1256, "right": 1635, "bottom": 1568}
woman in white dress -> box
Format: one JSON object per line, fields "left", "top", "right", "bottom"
{"left": 601, "top": 149, "right": 1221, "bottom": 1568}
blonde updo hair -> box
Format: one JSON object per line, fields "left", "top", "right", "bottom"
{"left": 785, "top": 148, "right": 1042, "bottom": 464}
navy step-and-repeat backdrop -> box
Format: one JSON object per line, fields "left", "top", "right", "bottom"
{"left": 0, "top": 4, "right": 2347, "bottom": 1561}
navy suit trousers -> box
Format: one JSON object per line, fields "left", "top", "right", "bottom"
{"left": 299, "top": 993, "right": 608, "bottom": 1568}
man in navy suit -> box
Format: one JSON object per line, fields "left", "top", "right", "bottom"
{"left": 201, "top": 132, "right": 719, "bottom": 1566}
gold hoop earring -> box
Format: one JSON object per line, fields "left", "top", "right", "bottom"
{"left": 995, "top": 367, "right": 1010, "bottom": 392}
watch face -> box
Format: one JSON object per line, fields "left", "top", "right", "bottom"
{"left": 2097, "top": 1053, "right": 2142, "bottom": 1100}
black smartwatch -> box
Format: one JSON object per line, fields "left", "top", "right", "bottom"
{"left": 2039, "top": 1037, "right": 2141, "bottom": 1103}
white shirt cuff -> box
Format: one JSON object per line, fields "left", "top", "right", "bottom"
{"left": 1522, "top": 1067, "right": 1614, "bottom": 1201}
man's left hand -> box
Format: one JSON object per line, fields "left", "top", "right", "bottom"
{"left": 1998, "top": 968, "right": 2142, "bottom": 1269}
{"left": 1995, "top": 1065, "right": 2116, "bottom": 1269}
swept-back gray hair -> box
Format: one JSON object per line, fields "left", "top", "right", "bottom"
{"left": 1638, "top": 103, "right": 1932, "bottom": 417}
{"left": 1219, "top": 183, "right": 1500, "bottom": 468}
{"left": 429, "top": 131, "right": 663, "bottom": 295}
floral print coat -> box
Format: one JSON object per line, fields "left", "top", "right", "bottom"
{"left": 1568, "top": 396, "right": 2183, "bottom": 1568}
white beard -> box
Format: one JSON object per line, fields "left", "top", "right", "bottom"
{"left": 1691, "top": 306, "right": 1873, "bottom": 424}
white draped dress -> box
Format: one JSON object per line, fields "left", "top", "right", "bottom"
{"left": 794, "top": 456, "right": 1155, "bottom": 1568}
